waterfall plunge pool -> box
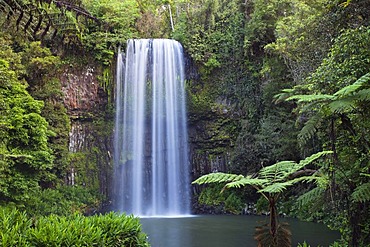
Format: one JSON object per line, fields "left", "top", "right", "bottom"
{"left": 140, "top": 215, "right": 340, "bottom": 247}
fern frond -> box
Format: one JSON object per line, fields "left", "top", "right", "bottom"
{"left": 274, "top": 88, "right": 295, "bottom": 103}
{"left": 258, "top": 181, "right": 295, "bottom": 194}
{"left": 296, "top": 187, "right": 325, "bottom": 209}
{"left": 223, "top": 177, "right": 268, "bottom": 191}
{"left": 259, "top": 161, "right": 297, "bottom": 181}
{"left": 328, "top": 98, "right": 356, "bottom": 113}
{"left": 289, "top": 175, "right": 322, "bottom": 185}
{"left": 298, "top": 151, "right": 333, "bottom": 167}
{"left": 333, "top": 72, "right": 370, "bottom": 98}
{"left": 287, "top": 94, "right": 333, "bottom": 103}
{"left": 298, "top": 114, "right": 322, "bottom": 144}
{"left": 192, "top": 172, "right": 243, "bottom": 185}
{"left": 354, "top": 89, "right": 370, "bottom": 101}
{"left": 297, "top": 101, "right": 320, "bottom": 114}
{"left": 351, "top": 182, "right": 370, "bottom": 203}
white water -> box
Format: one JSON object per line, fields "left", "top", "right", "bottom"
{"left": 113, "top": 39, "right": 190, "bottom": 216}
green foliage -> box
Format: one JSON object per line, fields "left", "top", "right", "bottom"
{"left": 351, "top": 182, "right": 370, "bottom": 203}
{"left": 284, "top": 71, "right": 370, "bottom": 147}
{"left": 279, "top": 25, "right": 370, "bottom": 246}
{"left": 24, "top": 185, "right": 100, "bottom": 217}
{"left": 0, "top": 58, "right": 55, "bottom": 204}
{"left": 81, "top": 0, "right": 140, "bottom": 65}
{"left": 0, "top": 207, "right": 30, "bottom": 246}
{"left": 0, "top": 208, "right": 149, "bottom": 247}
{"left": 193, "top": 151, "right": 332, "bottom": 209}
{"left": 198, "top": 184, "right": 244, "bottom": 214}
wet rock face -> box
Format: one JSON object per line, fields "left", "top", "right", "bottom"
{"left": 60, "top": 65, "right": 107, "bottom": 116}
{"left": 60, "top": 63, "right": 113, "bottom": 200}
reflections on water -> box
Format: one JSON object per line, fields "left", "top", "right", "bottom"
{"left": 140, "top": 215, "right": 340, "bottom": 247}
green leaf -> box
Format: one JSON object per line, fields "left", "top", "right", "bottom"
{"left": 223, "top": 177, "right": 268, "bottom": 191}
{"left": 259, "top": 161, "right": 297, "bottom": 181}
{"left": 328, "top": 98, "right": 356, "bottom": 113}
{"left": 192, "top": 172, "right": 243, "bottom": 185}
{"left": 351, "top": 182, "right": 370, "bottom": 203}
{"left": 258, "top": 181, "right": 294, "bottom": 194}
{"left": 296, "top": 186, "right": 325, "bottom": 209}
{"left": 333, "top": 72, "right": 370, "bottom": 98}
{"left": 298, "top": 113, "right": 322, "bottom": 144}
{"left": 354, "top": 88, "right": 370, "bottom": 101}
{"left": 287, "top": 94, "right": 333, "bottom": 103}
{"left": 298, "top": 151, "right": 333, "bottom": 167}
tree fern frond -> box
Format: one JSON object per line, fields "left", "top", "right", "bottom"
{"left": 258, "top": 181, "right": 295, "bottom": 194}
{"left": 296, "top": 187, "right": 325, "bottom": 209}
{"left": 298, "top": 114, "right": 322, "bottom": 144}
{"left": 328, "top": 98, "right": 356, "bottom": 113}
{"left": 351, "top": 182, "right": 370, "bottom": 203}
{"left": 290, "top": 175, "right": 322, "bottom": 185}
{"left": 274, "top": 88, "right": 295, "bottom": 103}
{"left": 333, "top": 72, "right": 370, "bottom": 98}
{"left": 287, "top": 94, "right": 333, "bottom": 103}
{"left": 354, "top": 89, "right": 370, "bottom": 101}
{"left": 298, "top": 151, "right": 333, "bottom": 167}
{"left": 259, "top": 161, "right": 297, "bottom": 181}
{"left": 297, "top": 101, "right": 320, "bottom": 114}
{"left": 224, "top": 177, "right": 268, "bottom": 191}
{"left": 192, "top": 172, "right": 243, "bottom": 185}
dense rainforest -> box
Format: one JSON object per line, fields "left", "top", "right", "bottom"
{"left": 0, "top": 0, "right": 369, "bottom": 246}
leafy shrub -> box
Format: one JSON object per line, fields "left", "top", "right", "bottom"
{"left": 0, "top": 208, "right": 149, "bottom": 247}
{"left": 0, "top": 207, "right": 30, "bottom": 246}
{"left": 24, "top": 185, "right": 100, "bottom": 217}
{"left": 198, "top": 184, "right": 244, "bottom": 214}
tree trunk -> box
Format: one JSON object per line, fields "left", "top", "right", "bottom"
{"left": 269, "top": 197, "right": 278, "bottom": 238}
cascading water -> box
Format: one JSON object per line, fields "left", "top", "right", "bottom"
{"left": 113, "top": 39, "right": 190, "bottom": 216}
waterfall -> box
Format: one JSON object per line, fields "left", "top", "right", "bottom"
{"left": 113, "top": 39, "right": 190, "bottom": 216}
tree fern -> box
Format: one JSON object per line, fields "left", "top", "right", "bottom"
{"left": 296, "top": 186, "right": 326, "bottom": 209}
{"left": 298, "top": 151, "right": 333, "bottom": 167}
{"left": 353, "top": 88, "right": 370, "bottom": 101}
{"left": 274, "top": 88, "right": 295, "bottom": 104}
{"left": 223, "top": 177, "right": 268, "bottom": 191}
{"left": 333, "top": 72, "right": 370, "bottom": 98}
{"left": 258, "top": 181, "right": 295, "bottom": 194}
{"left": 259, "top": 161, "right": 297, "bottom": 181}
{"left": 298, "top": 113, "right": 322, "bottom": 144}
{"left": 193, "top": 151, "right": 331, "bottom": 246}
{"left": 287, "top": 94, "right": 333, "bottom": 103}
{"left": 351, "top": 182, "right": 370, "bottom": 203}
{"left": 192, "top": 172, "right": 244, "bottom": 185}
{"left": 328, "top": 98, "right": 356, "bottom": 113}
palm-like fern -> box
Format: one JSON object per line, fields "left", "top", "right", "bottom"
{"left": 192, "top": 151, "right": 332, "bottom": 246}
{"left": 351, "top": 182, "right": 370, "bottom": 203}
{"left": 283, "top": 72, "right": 370, "bottom": 146}
{"left": 193, "top": 151, "right": 332, "bottom": 197}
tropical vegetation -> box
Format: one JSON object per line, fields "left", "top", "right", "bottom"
{"left": 0, "top": 0, "right": 369, "bottom": 246}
